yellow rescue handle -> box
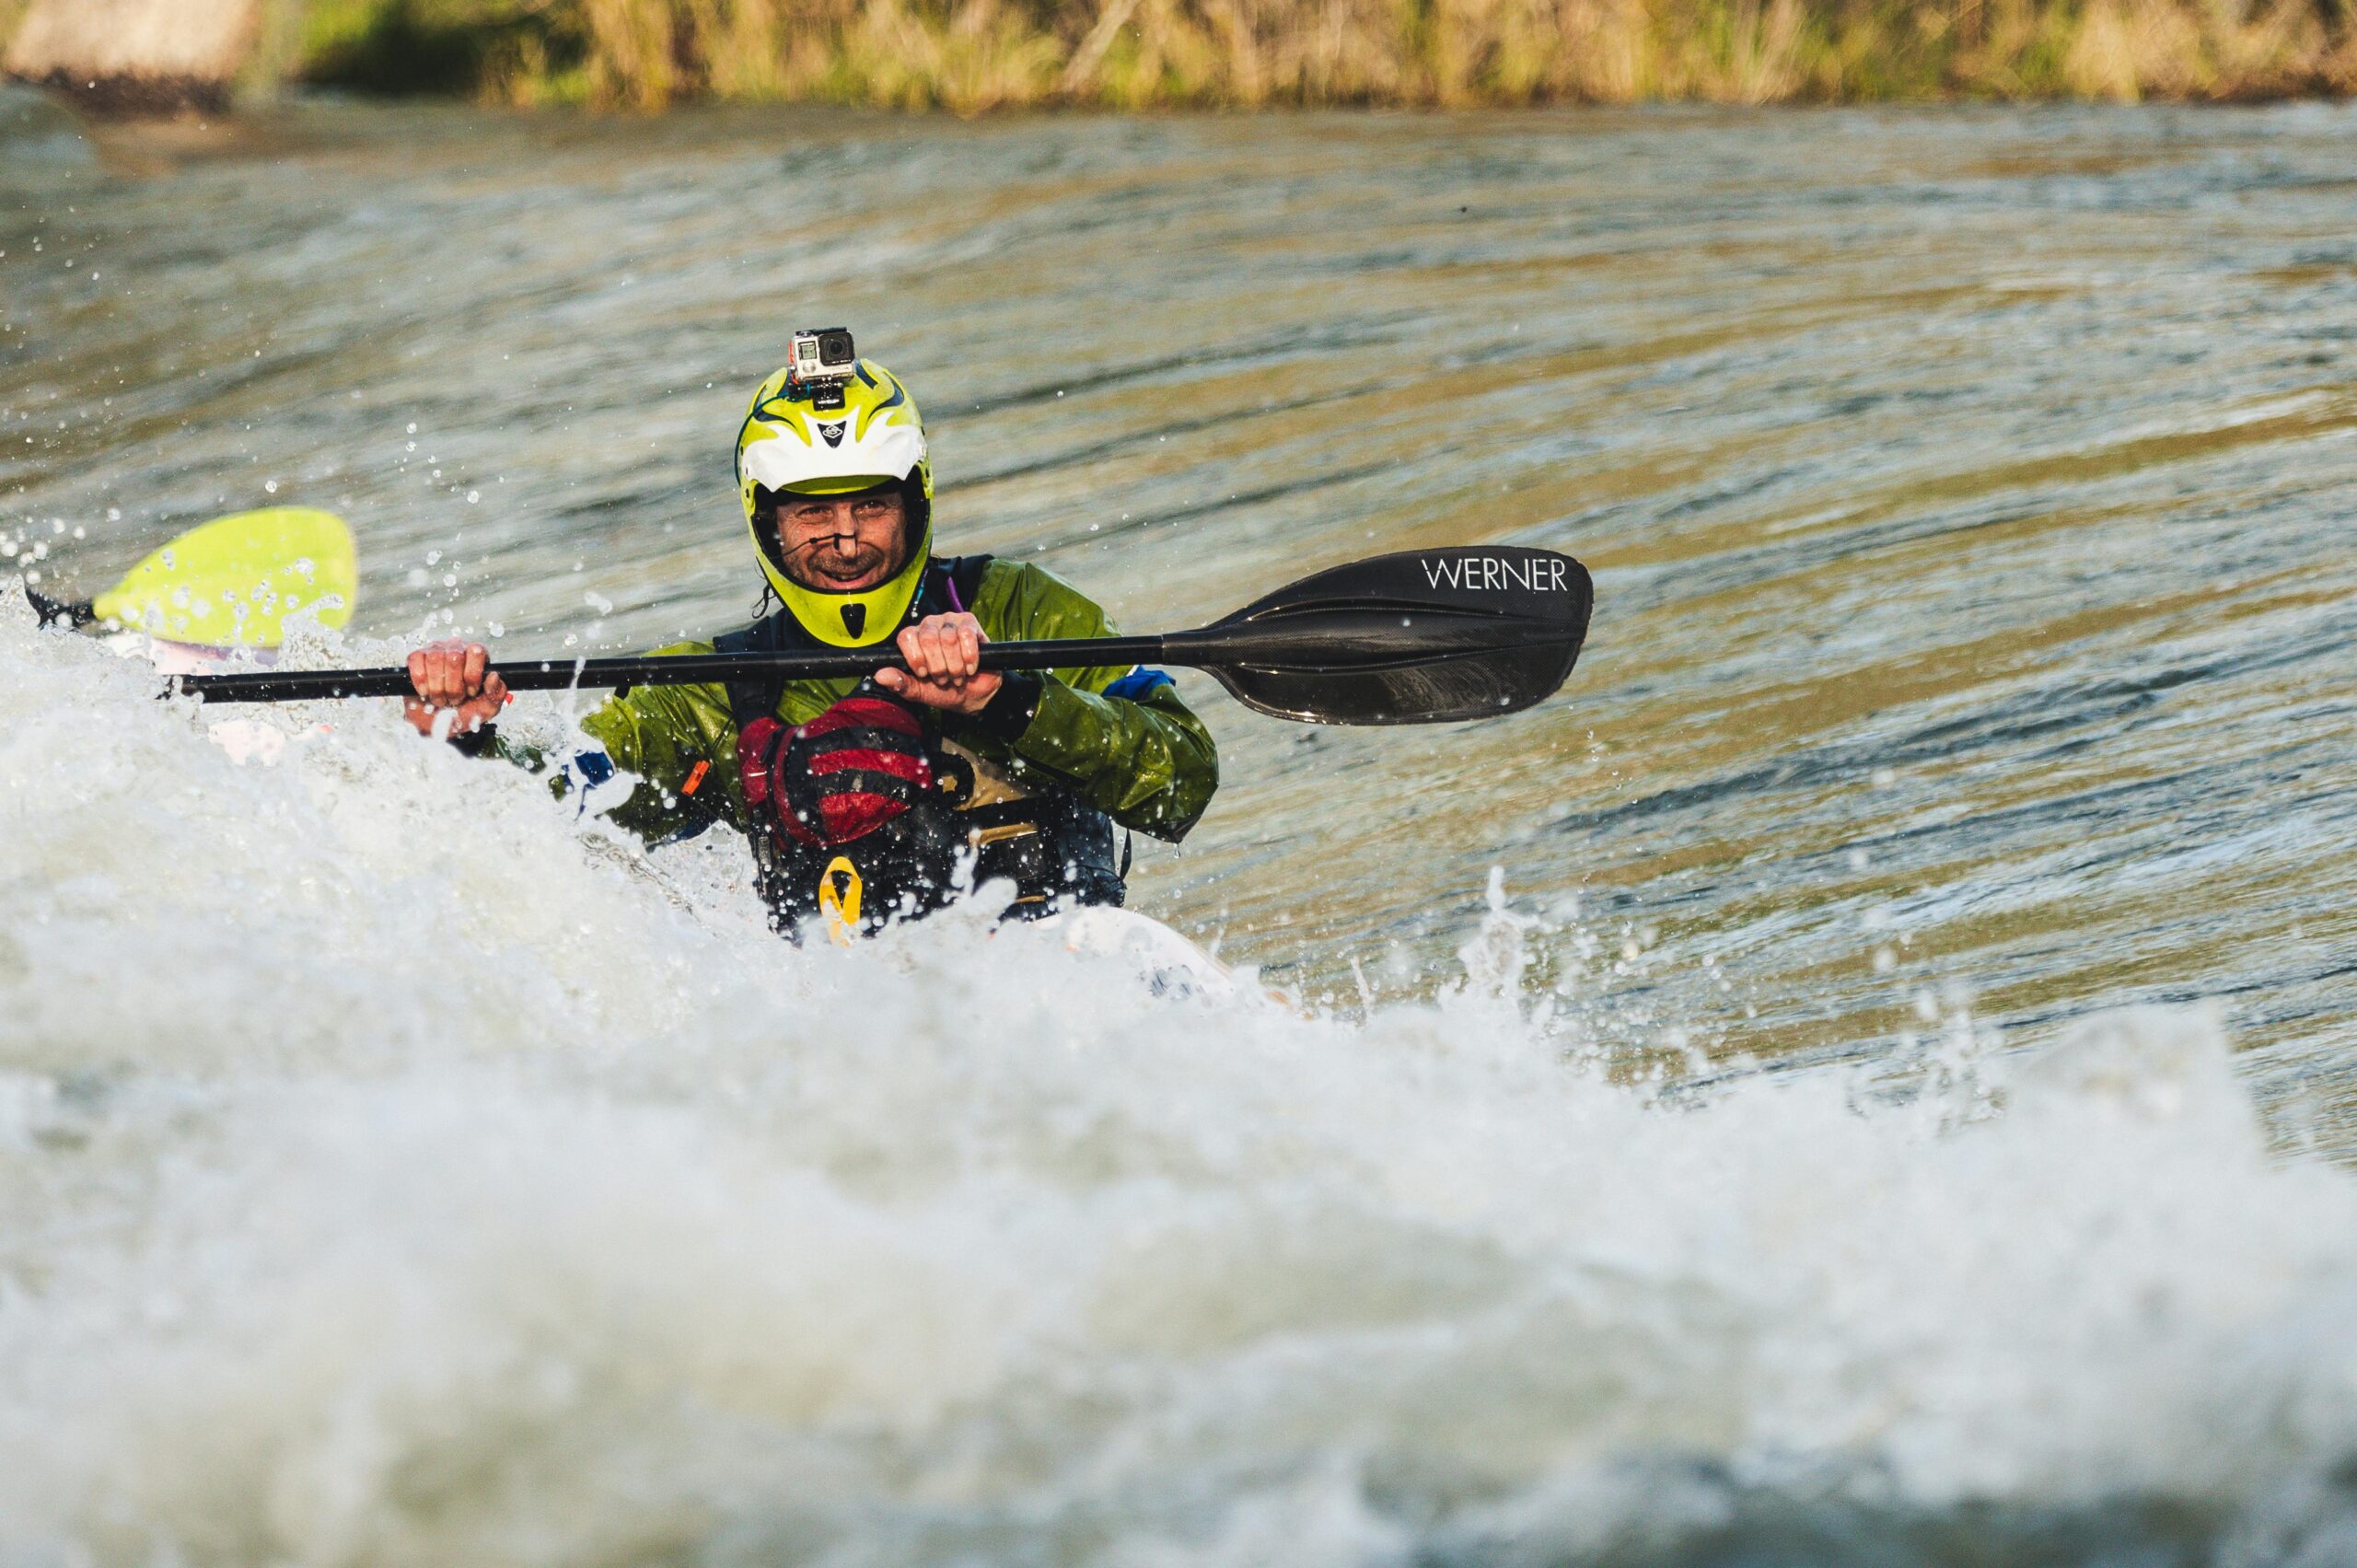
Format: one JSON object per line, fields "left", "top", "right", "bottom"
{"left": 818, "top": 855, "right": 863, "bottom": 945}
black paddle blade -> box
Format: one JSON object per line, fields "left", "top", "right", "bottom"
{"left": 1172, "top": 546, "right": 1592, "bottom": 725}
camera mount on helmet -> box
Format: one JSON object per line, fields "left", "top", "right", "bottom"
{"left": 784, "top": 327, "right": 858, "bottom": 411}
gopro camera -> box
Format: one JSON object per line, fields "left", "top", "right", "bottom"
{"left": 786, "top": 327, "right": 857, "bottom": 410}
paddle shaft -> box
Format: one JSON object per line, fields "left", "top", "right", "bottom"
{"left": 175, "top": 634, "right": 1174, "bottom": 703}
{"left": 170, "top": 607, "right": 1567, "bottom": 706}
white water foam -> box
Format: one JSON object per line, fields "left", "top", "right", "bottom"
{"left": 4, "top": 596, "right": 2357, "bottom": 1566}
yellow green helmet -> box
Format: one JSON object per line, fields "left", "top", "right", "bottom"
{"left": 734, "top": 359, "right": 934, "bottom": 646}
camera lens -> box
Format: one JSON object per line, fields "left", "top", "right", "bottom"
{"left": 818, "top": 330, "right": 853, "bottom": 365}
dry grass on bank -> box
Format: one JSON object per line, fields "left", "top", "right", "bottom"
{"left": 20, "top": 0, "right": 2357, "bottom": 112}
{"left": 389, "top": 0, "right": 2357, "bottom": 110}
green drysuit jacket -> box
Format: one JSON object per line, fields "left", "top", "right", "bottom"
{"left": 558, "top": 559, "right": 1218, "bottom": 847}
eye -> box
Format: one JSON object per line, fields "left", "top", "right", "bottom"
{"left": 852, "top": 500, "right": 889, "bottom": 517}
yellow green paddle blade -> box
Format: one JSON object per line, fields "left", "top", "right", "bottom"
{"left": 91, "top": 507, "right": 356, "bottom": 648}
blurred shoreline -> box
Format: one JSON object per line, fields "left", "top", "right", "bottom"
{"left": 5, "top": 0, "right": 2357, "bottom": 116}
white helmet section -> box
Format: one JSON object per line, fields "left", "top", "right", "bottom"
{"left": 738, "top": 409, "right": 927, "bottom": 496}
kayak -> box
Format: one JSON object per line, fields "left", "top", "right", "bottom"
{"left": 1038, "top": 904, "right": 1241, "bottom": 1002}
{"left": 19, "top": 507, "right": 357, "bottom": 763}
{"left": 32, "top": 514, "right": 1235, "bottom": 981}
{"left": 32, "top": 507, "right": 1240, "bottom": 989}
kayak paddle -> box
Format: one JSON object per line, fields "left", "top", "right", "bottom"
{"left": 169, "top": 546, "right": 1593, "bottom": 726}
{"left": 29, "top": 507, "right": 357, "bottom": 648}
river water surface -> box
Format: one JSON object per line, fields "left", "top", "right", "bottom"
{"left": 6, "top": 90, "right": 2357, "bottom": 1565}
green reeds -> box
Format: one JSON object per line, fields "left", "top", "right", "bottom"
{"left": 284, "top": 0, "right": 2357, "bottom": 110}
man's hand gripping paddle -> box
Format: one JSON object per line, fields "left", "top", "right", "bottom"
{"left": 166, "top": 546, "right": 1593, "bottom": 727}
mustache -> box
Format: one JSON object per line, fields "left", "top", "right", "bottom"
{"left": 784, "top": 535, "right": 892, "bottom": 578}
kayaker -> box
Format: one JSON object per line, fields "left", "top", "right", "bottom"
{"left": 402, "top": 340, "right": 1219, "bottom": 934}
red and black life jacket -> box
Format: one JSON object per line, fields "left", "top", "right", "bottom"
{"left": 714, "top": 555, "right": 1124, "bottom": 933}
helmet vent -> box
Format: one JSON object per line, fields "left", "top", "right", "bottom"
{"left": 841, "top": 603, "right": 867, "bottom": 638}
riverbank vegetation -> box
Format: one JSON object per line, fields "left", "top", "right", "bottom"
{"left": 29, "top": 0, "right": 2357, "bottom": 111}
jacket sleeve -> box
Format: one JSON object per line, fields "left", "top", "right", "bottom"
{"left": 438, "top": 639, "right": 735, "bottom": 842}
{"left": 955, "top": 563, "right": 1220, "bottom": 841}
{"left": 570, "top": 654, "right": 744, "bottom": 842}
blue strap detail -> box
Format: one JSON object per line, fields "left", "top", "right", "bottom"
{"left": 1103, "top": 667, "right": 1175, "bottom": 703}
{"left": 558, "top": 749, "right": 621, "bottom": 821}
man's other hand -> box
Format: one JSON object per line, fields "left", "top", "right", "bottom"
{"left": 876, "top": 612, "right": 1002, "bottom": 715}
{"left": 404, "top": 639, "right": 509, "bottom": 738}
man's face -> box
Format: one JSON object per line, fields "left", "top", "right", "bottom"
{"left": 770, "top": 489, "right": 909, "bottom": 592}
